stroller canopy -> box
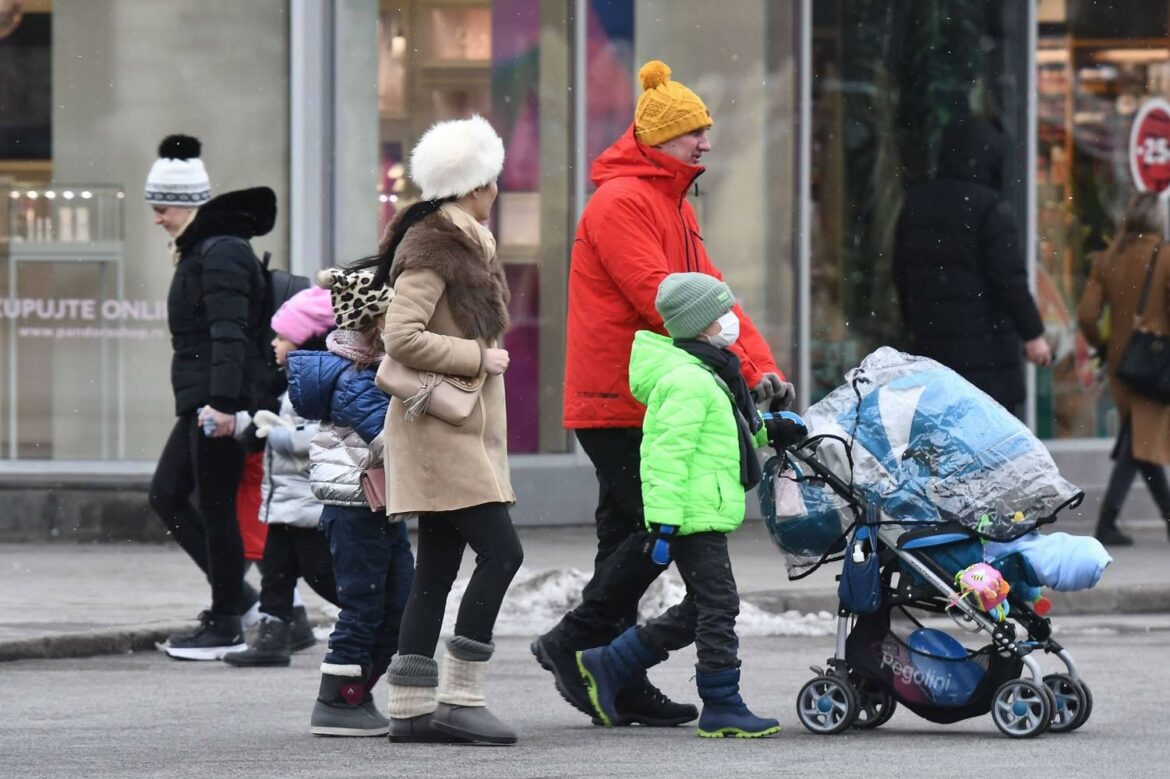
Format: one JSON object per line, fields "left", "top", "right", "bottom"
{"left": 804, "top": 348, "right": 1081, "bottom": 541}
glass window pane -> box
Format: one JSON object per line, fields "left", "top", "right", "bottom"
{"left": 1, "top": 2, "right": 290, "bottom": 461}
{"left": 1037, "top": 0, "right": 1170, "bottom": 440}
{"left": 809, "top": 1, "right": 1029, "bottom": 408}
{"left": 377, "top": 0, "right": 573, "bottom": 453}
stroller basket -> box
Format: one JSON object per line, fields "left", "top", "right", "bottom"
{"left": 846, "top": 610, "right": 1023, "bottom": 725}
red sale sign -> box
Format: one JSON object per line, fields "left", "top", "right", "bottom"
{"left": 1130, "top": 98, "right": 1170, "bottom": 193}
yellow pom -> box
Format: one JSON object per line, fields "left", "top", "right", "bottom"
{"left": 639, "top": 60, "right": 671, "bottom": 91}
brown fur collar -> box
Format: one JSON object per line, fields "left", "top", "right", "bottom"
{"left": 388, "top": 212, "right": 510, "bottom": 341}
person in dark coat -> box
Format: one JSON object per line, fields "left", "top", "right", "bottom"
{"left": 893, "top": 117, "right": 1051, "bottom": 415}
{"left": 145, "top": 134, "right": 276, "bottom": 660}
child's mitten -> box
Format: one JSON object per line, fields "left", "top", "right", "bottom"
{"left": 645, "top": 524, "right": 676, "bottom": 566}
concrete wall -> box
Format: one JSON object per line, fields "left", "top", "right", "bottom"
{"left": 50, "top": 0, "right": 290, "bottom": 459}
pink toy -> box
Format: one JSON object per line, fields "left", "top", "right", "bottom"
{"left": 949, "top": 563, "right": 1011, "bottom": 621}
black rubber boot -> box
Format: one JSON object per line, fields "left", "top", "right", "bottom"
{"left": 223, "top": 617, "right": 291, "bottom": 667}
{"left": 289, "top": 606, "right": 317, "bottom": 652}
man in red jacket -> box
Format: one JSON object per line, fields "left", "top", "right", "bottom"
{"left": 532, "top": 60, "right": 791, "bottom": 726}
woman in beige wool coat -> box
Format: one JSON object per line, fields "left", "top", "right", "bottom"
{"left": 1077, "top": 192, "right": 1170, "bottom": 546}
{"left": 356, "top": 115, "right": 523, "bottom": 746}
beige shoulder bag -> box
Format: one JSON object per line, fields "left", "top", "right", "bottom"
{"left": 376, "top": 356, "right": 485, "bottom": 426}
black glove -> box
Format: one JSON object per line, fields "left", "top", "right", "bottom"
{"left": 644, "top": 524, "right": 676, "bottom": 566}
{"left": 762, "top": 411, "right": 808, "bottom": 450}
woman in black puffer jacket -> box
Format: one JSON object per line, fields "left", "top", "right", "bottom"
{"left": 144, "top": 136, "right": 276, "bottom": 660}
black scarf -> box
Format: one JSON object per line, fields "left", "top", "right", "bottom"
{"left": 672, "top": 339, "right": 762, "bottom": 490}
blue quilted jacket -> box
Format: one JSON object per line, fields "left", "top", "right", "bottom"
{"left": 287, "top": 350, "right": 388, "bottom": 506}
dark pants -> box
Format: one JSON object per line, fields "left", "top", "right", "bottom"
{"left": 149, "top": 412, "right": 246, "bottom": 615}
{"left": 321, "top": 505, "right": 414, "bottom": 679}
{"left": 397, "top": 502, "right": 524, "bottom": 656}
{"left": 636, "top": 531, "right": 740, "bottom": 673}
{"left": 549, "top": 428, "right": 665, "bottom": 648}
{"left": 259, "top": 523, "right": 339, "bottom": 622}
{"left": 1103, "top": 419, "right": 1170, "bottom": 518}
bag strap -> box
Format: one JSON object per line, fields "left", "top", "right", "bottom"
{"left": 1134, "top": 240, "right": 1161, "bottom": 326}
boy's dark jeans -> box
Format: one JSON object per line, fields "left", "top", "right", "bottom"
{"left": 259, "top": 524, "right": 339, "bottom": 622}
{"left": 548, "top": 428, "right": 666, "bottom": 649}
{"left": 320, "top": 505, "right": 414, "bottom": 680}
{"left": 636, "top": 531, "right": 740, "bottom": 672}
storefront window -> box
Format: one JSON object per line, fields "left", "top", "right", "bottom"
{"left": 1035, "top": 0, "right": 1170, "bottom": 439}
{"left": 1, "top": 0, "right": 290, "bottom": 460}
{"left": 376, "top": 0, "right": 574, "bottom": 454}
{"left": 583, "top": 0, "right": 799, "bottom": 393}
{"left": 808, "top": 1, "right": 1029, "bottom": 403}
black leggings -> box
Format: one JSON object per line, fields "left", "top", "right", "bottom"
{"left": 1103, "top": 419, "right": 1170, "bottom": 518}
{"left": 397, "top": 502, "right": 524, "bottom": 655}
{"left": 149, "top": 413, "right": 246, "bottom": 615}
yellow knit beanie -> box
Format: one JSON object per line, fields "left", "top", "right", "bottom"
{"left": 634, "top": 60, "right": 712, "bottom": 148}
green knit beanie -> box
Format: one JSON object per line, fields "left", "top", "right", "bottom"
{"left": 655, "top": 272, "right": 735, "bottom": 339}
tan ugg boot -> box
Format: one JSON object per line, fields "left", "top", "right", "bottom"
{"left": 388, "top": 653, "right": 466, "bottom": 743}
{"left": 432, "top": 636, "right": 517, "bottom": 745}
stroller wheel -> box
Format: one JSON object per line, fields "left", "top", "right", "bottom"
{"left": 1043, "top": 674, "right": 1091, "bottom": 732}
{"left": 991, "top": 678, "right": 1052, "bottom": 738}
{"left": 796, "top": 675, "right": 859, "bottom": 735}
{"left": 850, "top": 676, "right": 896, "bottom": 730}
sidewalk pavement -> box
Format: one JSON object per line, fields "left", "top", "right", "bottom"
{"left": 2, "top": 519, "right": 1167, "bottom": 662}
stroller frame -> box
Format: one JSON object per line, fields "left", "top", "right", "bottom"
{"left": 786, "top": 444, "right": 1092, "bottom": 739}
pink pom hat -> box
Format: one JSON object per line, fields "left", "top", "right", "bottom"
{"left": 271, "top": 286, "right": 335, "bottom": 345}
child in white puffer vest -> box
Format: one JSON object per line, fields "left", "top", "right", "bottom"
{"left": 225, "top": 286, "right": 341, "bottom": 668}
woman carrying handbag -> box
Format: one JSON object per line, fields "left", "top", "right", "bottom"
{"left": 355, "top": 115, "right": 524, "bottom": 745}
{"left": 1077, "top": 192, "right": 1170, "bottom": 546}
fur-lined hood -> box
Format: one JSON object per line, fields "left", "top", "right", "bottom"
{"left": 388, "top": 212, "right": 509, "bottom": 342}
{"left": 176, "top": 186, "right": 277, "bottom": 253}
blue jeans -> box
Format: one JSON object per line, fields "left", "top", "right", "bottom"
{"left": 320, "top": 505, "right": 414, "bottom": 680}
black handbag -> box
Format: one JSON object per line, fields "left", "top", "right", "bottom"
{"left": 1117, "top": 242, "right": 1170, "bottom": 403}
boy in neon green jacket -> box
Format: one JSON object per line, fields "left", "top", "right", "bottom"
{"left": 577, "top": 273, "right": 806, "bottom": 738}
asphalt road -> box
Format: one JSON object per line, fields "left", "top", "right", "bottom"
{"left": 3, "top": 622, "right": 1168, "bottom": 778}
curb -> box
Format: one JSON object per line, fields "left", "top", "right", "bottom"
{"left": 745, "top": 584, "right": 1170, "bottom": 618}
{"left": 0, "top": 622, "right": 190, "bottom": 663}
{"left": 0, "top": 616, "right": 335, "bottom": 664}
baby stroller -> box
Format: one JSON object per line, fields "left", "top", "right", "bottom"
{"left": 761, "top": 349, "right": 1099, "bottom": 739}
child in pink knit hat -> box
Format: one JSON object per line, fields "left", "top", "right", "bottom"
{"left": 225, "top": 286, "right": 341, "bottom": 668}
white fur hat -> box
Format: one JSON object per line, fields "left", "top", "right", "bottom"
{"left": 145, "top": 135, "right": 211, "bottom": 206}
{"left": 409, "top": 115, "right": 505, "bottom": 201}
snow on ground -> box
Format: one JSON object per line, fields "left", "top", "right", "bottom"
{"left": 433, "top": 566, "right": 835, "bottom": 638}
{"left": 314, "top": 568, "right": 833, "bottom": 639}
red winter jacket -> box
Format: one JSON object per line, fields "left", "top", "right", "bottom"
{"left": 563, "top": 125, "right": 782, "bottom": 429}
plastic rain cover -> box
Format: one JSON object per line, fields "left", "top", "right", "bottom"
{"left": 763, "top": 348, "right": 1082, "bottom": 577}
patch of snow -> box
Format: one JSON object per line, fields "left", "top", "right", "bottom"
{"left": 314, "top": 567, "right": 834, "bottom": 640}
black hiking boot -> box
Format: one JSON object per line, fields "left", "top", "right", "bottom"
{"left": 530, "top": 634, "right": 594, "bottom": 717}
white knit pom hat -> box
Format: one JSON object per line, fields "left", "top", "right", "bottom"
{"left": 409, "top": 115, "right": 505, "bottom": 201}
{"left": 145, "top": 134, "right": 211, "bottom": 207}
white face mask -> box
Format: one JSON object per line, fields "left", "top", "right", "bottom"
{"left": 705, "top": 311, "right": 740, "bottom": 349}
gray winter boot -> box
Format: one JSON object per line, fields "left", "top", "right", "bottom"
{"left": 388, "top": 654, "right": 468, "bottom": 743}
{"left": 310, "top": 663, "right": 390, "bottom": 737}
{"left": 432, "top": 637, "right": 517, "bottom": 746}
